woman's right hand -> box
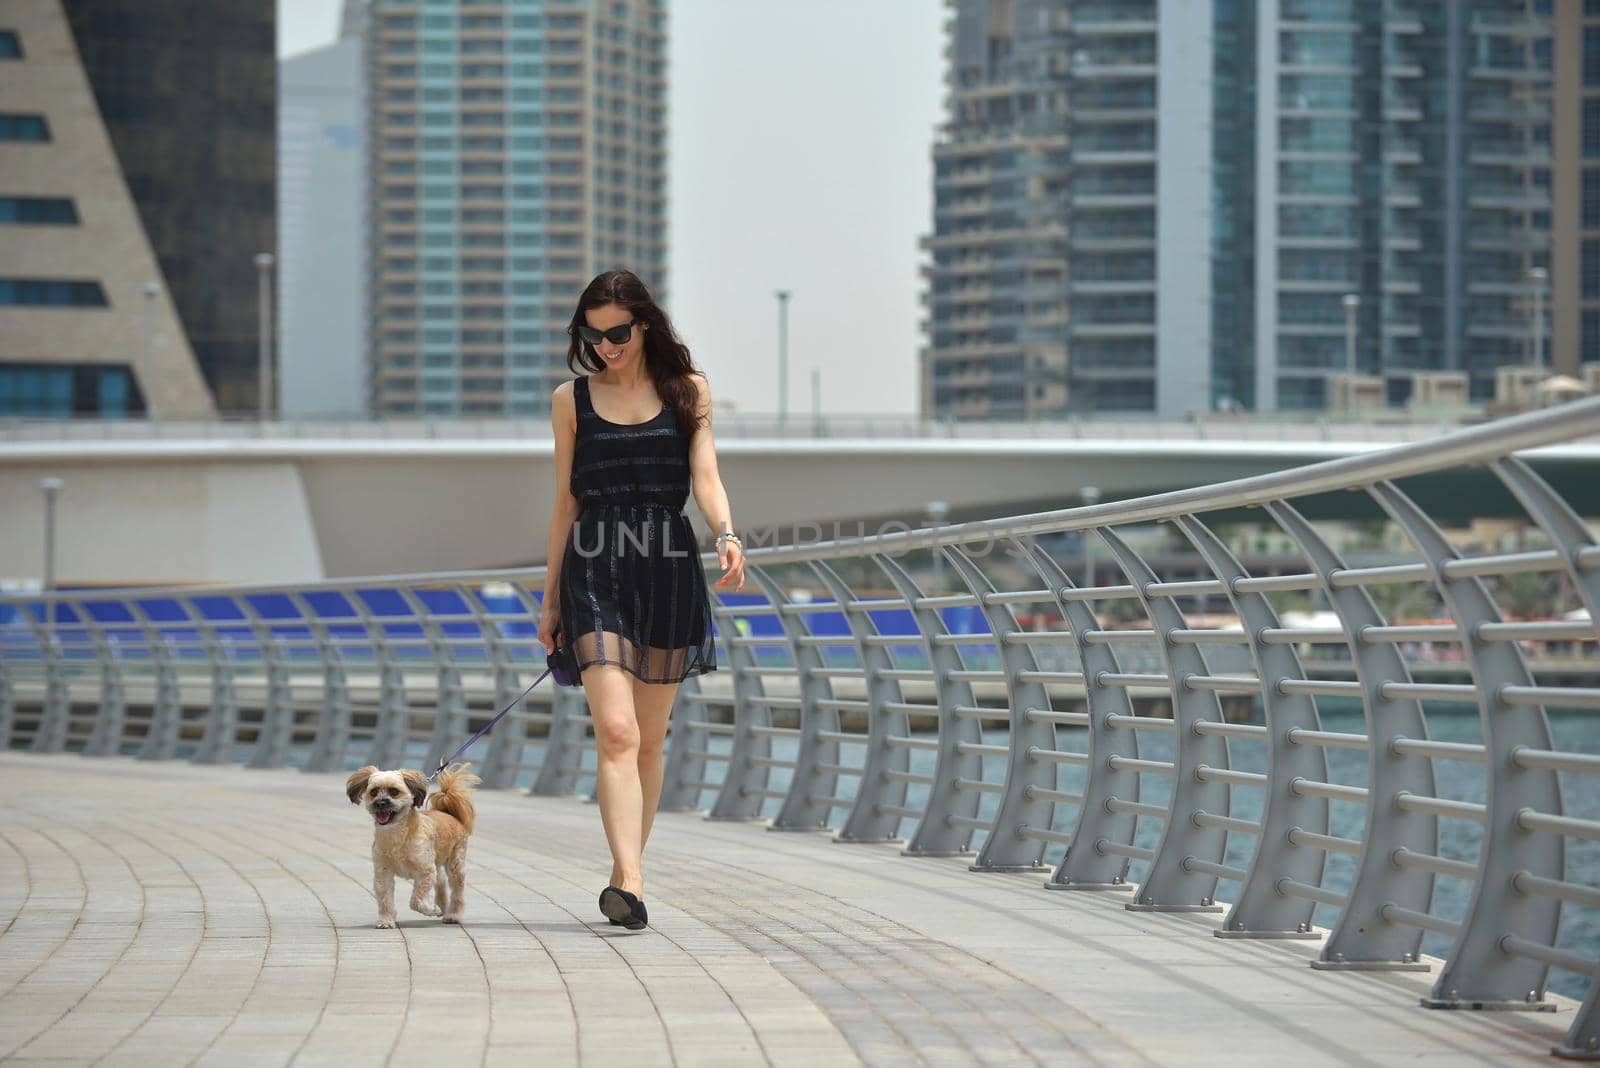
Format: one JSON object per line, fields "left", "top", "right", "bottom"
{"left": 537, "top": 604, "right": 560, "bottom": 656}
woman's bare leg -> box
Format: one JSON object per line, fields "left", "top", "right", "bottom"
{"left": 633, "top": 678, "right": 680, "bottom": 858}
{"left": 605, "top": 677, "right": 678, "bottom": 894}
{"left": 581, "top": 663, "right": 645, "bottom": 898}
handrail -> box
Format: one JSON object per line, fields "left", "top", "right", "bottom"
{"left": 3, "top": 396, "right": 1600, "bottom": 1059}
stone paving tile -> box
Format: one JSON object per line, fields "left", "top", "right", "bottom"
{"left": 0, "top": 751, "right": 1581, "bottom": 1066}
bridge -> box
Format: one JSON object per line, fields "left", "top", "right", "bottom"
{"left": 3, "top": 395, "right": 1600, "bottom": 1064}
{"left": 3, "top": 410, "right": 1595, "bottom": 585}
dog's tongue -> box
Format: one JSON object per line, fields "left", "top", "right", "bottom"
{"left": 376, "top": 811, "right": 394, "bottom": 825}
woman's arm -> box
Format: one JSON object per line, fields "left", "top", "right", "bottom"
{"left": 541, "top": 381, "right": 581, "bottom": 643}
{"left": 687, "top": 373, "right": 745, "bottom": 592}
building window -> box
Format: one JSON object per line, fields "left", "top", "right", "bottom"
{"left": 1589, "top": 28, "right": 1600, "bottom": 86}
{"left": 0, "top": 112, "right": 49, "bottom": 141}
{"left": 1585, "top": 310, "right": 1600, "bottom": 363}
{"left": 0, "top": 196, "right": 77, "bottom": 224}
{"left": 1587, "top": 171, "right": 1600, "bottom": 230}
{"left": 1588, "top": 99, "right": 1600, "bottom": 158}
{"left": 0, "top": 30, "right": 21, "bottom": 58}
{"left": 1586, "top": 240, "right": 1600, "bottom": 300}
{"left": 0, "top": 363, "right": 135, "bottom": 417}
{"left": 0, "top": 278, "right": 108, "bottom": 306}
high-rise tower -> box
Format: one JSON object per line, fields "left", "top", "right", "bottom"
{"left": 365, "top": 0, "right": 669, "bottom": 419}
{"left": 923, "top": 0, "right": 1552, "bottom": 418}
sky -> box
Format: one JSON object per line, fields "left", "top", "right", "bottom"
{"left": 277, "top": 0, "right": 948, "bottom": 416}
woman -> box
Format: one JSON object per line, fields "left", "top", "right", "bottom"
{"left": 537, "top": 269, "right": 745, "bottom": 932}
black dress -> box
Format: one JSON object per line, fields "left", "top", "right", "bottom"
{"left": 558, "top": 374, "right": 718, "bottom": 684}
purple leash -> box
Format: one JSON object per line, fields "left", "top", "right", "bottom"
{"left": 427, "top": 664, "right": 553, "bottom": 782}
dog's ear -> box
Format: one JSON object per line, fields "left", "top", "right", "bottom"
{"left": 401, "top": 769, "right": 428, "bottom": 809}
{"left": 346, "top": 765, "right": 378, "bottom": 805}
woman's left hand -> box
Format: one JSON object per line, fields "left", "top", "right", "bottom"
{"left": 716, "top": 538, "right": 745, "bottom": 592}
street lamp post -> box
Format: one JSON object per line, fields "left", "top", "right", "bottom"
{"left": 925, "top": 500, "right": 950, "bottom": 592}
{"left": 141, "top": 282, "right": 160, "bottom": 419}
{"left": 256, "top": 252, "right": 276, "bottom": 421}
{"left": 1529, "top": 266, "right": 1548, "bottom": 373}
{"left": 775, "top": 289, "right": 791, "bottom": 431}
{"left": 1080, "top": 485, "right": 1101, "bottom": 589}
{"left": 1342, "top": 293, "right": 1360, "bottom": 377}
{"left": 39, "top": 477, "right": 62, "bottom": 591}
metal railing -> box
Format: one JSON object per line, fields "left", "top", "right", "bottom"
{"left": 3, "top": 395, "right": 1599, "bottom": 1058}
{"left": 0, "top": 408, "right": 1525, "bottom": 445}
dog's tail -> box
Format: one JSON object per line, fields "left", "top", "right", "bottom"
{"left": 430, "top": 762, "right": 481, "bottom": 835}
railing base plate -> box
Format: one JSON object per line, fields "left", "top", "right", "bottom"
{"left": 1126, "top": 902, "right": 1225, "bottom": 913}
{"left": 1552, "top": 1042, "right": 1600, "bottom": 1060}
{"left": 703, "top": 814, "right": 770, "bottom": 823}
{"left": 1214, "top": 928, "right": 1321, "bottom": 940}
{"left": 901, "top": 848, "right": 976, "bottom": 859}
{"left": 766, "top": 823, "right": 832, "bottom": 833}
{"left": 832, "top": 836, "right": 907, "bottom": 846}
{"left": 1420, "top": 996, "right": 1556, "bottom": 1012}
{"left": 969, "top": 863, "right": 1048, "bottom": 874}
{"left": 1310, "top": 959, "right": 1431, "bottom": 972}
{"left": 1044, "top": 880, "right": 1133, "bottom": 892}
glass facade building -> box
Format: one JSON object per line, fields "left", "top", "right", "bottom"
{"left": 366, "top": 0, "right": 669, "bottom": 419}
{"left": 0, "top": 1, "right": 260, "bottom": 418}
{"left": 924, "top": 0, "right": 1552, "bottom": 417}
{"left": 1552, "top": 0, "right": 1600, "bottom": 376}
{"left": 924, "top": 0, "right": 1071, "bottom": 420}
{"left": 61, "top": 0, "right": 277, "bottom": 414}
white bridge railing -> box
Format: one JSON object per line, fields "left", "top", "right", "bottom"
{"left": 3, "top": 396, "right": 1599, "bottom": 1058}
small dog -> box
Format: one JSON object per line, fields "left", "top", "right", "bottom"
{"left": 345, "top": 762, "right": 480, "bottom": 928}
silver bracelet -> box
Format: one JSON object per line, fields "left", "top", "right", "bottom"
{"left": 715, "top": 532, "right": 741, "bottom": 545}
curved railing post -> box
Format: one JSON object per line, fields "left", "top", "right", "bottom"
{"left": 397, "top": 588, "right": 465, "bottom": 771}
{"left": 0, "top": 642, "right": 14, "bottom": 748}
{"left": 943, "top": 542, "right": 1055, "bottom": 872}
{"left": 360, "top": 590, "right": 411, "bottom": 770}
{"left": 530, "top": 681, "right": 587, "bottom": 796}
{"left": 873, "top": 550, "right": 983, "bottom": 856}
{"left": 1371, "top": 481, "right": 1563, "bottom": 1010}
{"left": 1016, "top": 536, "right": 1141, "bottom": 891}
{"left": 746, "top": 565, "right": 838, "bottom": 831}
{"left": 241, "top": 596, "right": 297, "bottom": 770}
{"left": 132, "top": 601, "right": 184, "bottom": 762}
{"left": 811, "top": 559, "right": 911, "bottom": 843}
{"left": 476, "top": 584, "right": 536, "bottom": 790}
{"left": 189, "top": 598, "right": 241, "bottom": 765}
{"left": 1096, "top": 527, "right": 1229, "bottom": 912}
{"left": 706, "top": 596, "right": 776, "bottom": 821}
{"left": 25, "top": 601, "right": 68, "bottom": 753}
{"left": 660, "top": 673, "right": 713, "bottom": 812}
{"left": 1177, "top": 514, "right": 1328, "bottom": 936}
{"left": 294, "top": 591, "right": 353, "bottom": 774}
{"left": 1493, "top": 458, "right": 1600, "bottom": 631}
{"left": 1268, "top": 501, "right": 1436, "bottom": 971}
{"left": 81, "top": 600, "right": 129, "bottom": 758}
{"left": 1492, "top": 457, "right": 1600, "bottom": 1054}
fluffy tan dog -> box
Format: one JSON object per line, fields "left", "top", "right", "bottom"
{"left": 345, "top": 762, "right": 480, "bottom": 928}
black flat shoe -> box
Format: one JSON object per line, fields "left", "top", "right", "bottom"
{"left": 598, "top": 885, "right": 648, "bottom": 930}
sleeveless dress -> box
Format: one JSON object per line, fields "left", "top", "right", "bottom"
{"left": 558, "top": 374, "right": 718, "bottom": 684}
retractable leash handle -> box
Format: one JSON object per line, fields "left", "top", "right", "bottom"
{"left": 426, "top": 634, "right": 579, "bottom": 781}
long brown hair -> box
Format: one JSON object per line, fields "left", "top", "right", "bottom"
{"left": 566, "top": 270, "right": 707, "bottom": 440}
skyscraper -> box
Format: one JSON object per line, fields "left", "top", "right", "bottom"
{"left": 365, "top": 0, "right": 669, "bottom": 419}
{"left": 0, "top": 0, "right": 275, "bottom": 418}
{"left": 1551, "top": 0, "right": 1600, "bottom": 378}
{"left": 280, "top": 9, "right": 367, "bottom": 420}
{"left": 923, "top": 0, "right": 1552, "bottom": 418}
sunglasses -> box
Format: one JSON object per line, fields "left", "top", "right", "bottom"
{"left": 573, "top": 320, "right": 642, "bottom": 346}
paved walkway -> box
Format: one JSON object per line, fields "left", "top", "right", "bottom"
{"left": 0, "top": 752, "right": 1574, "bottom": 1067}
